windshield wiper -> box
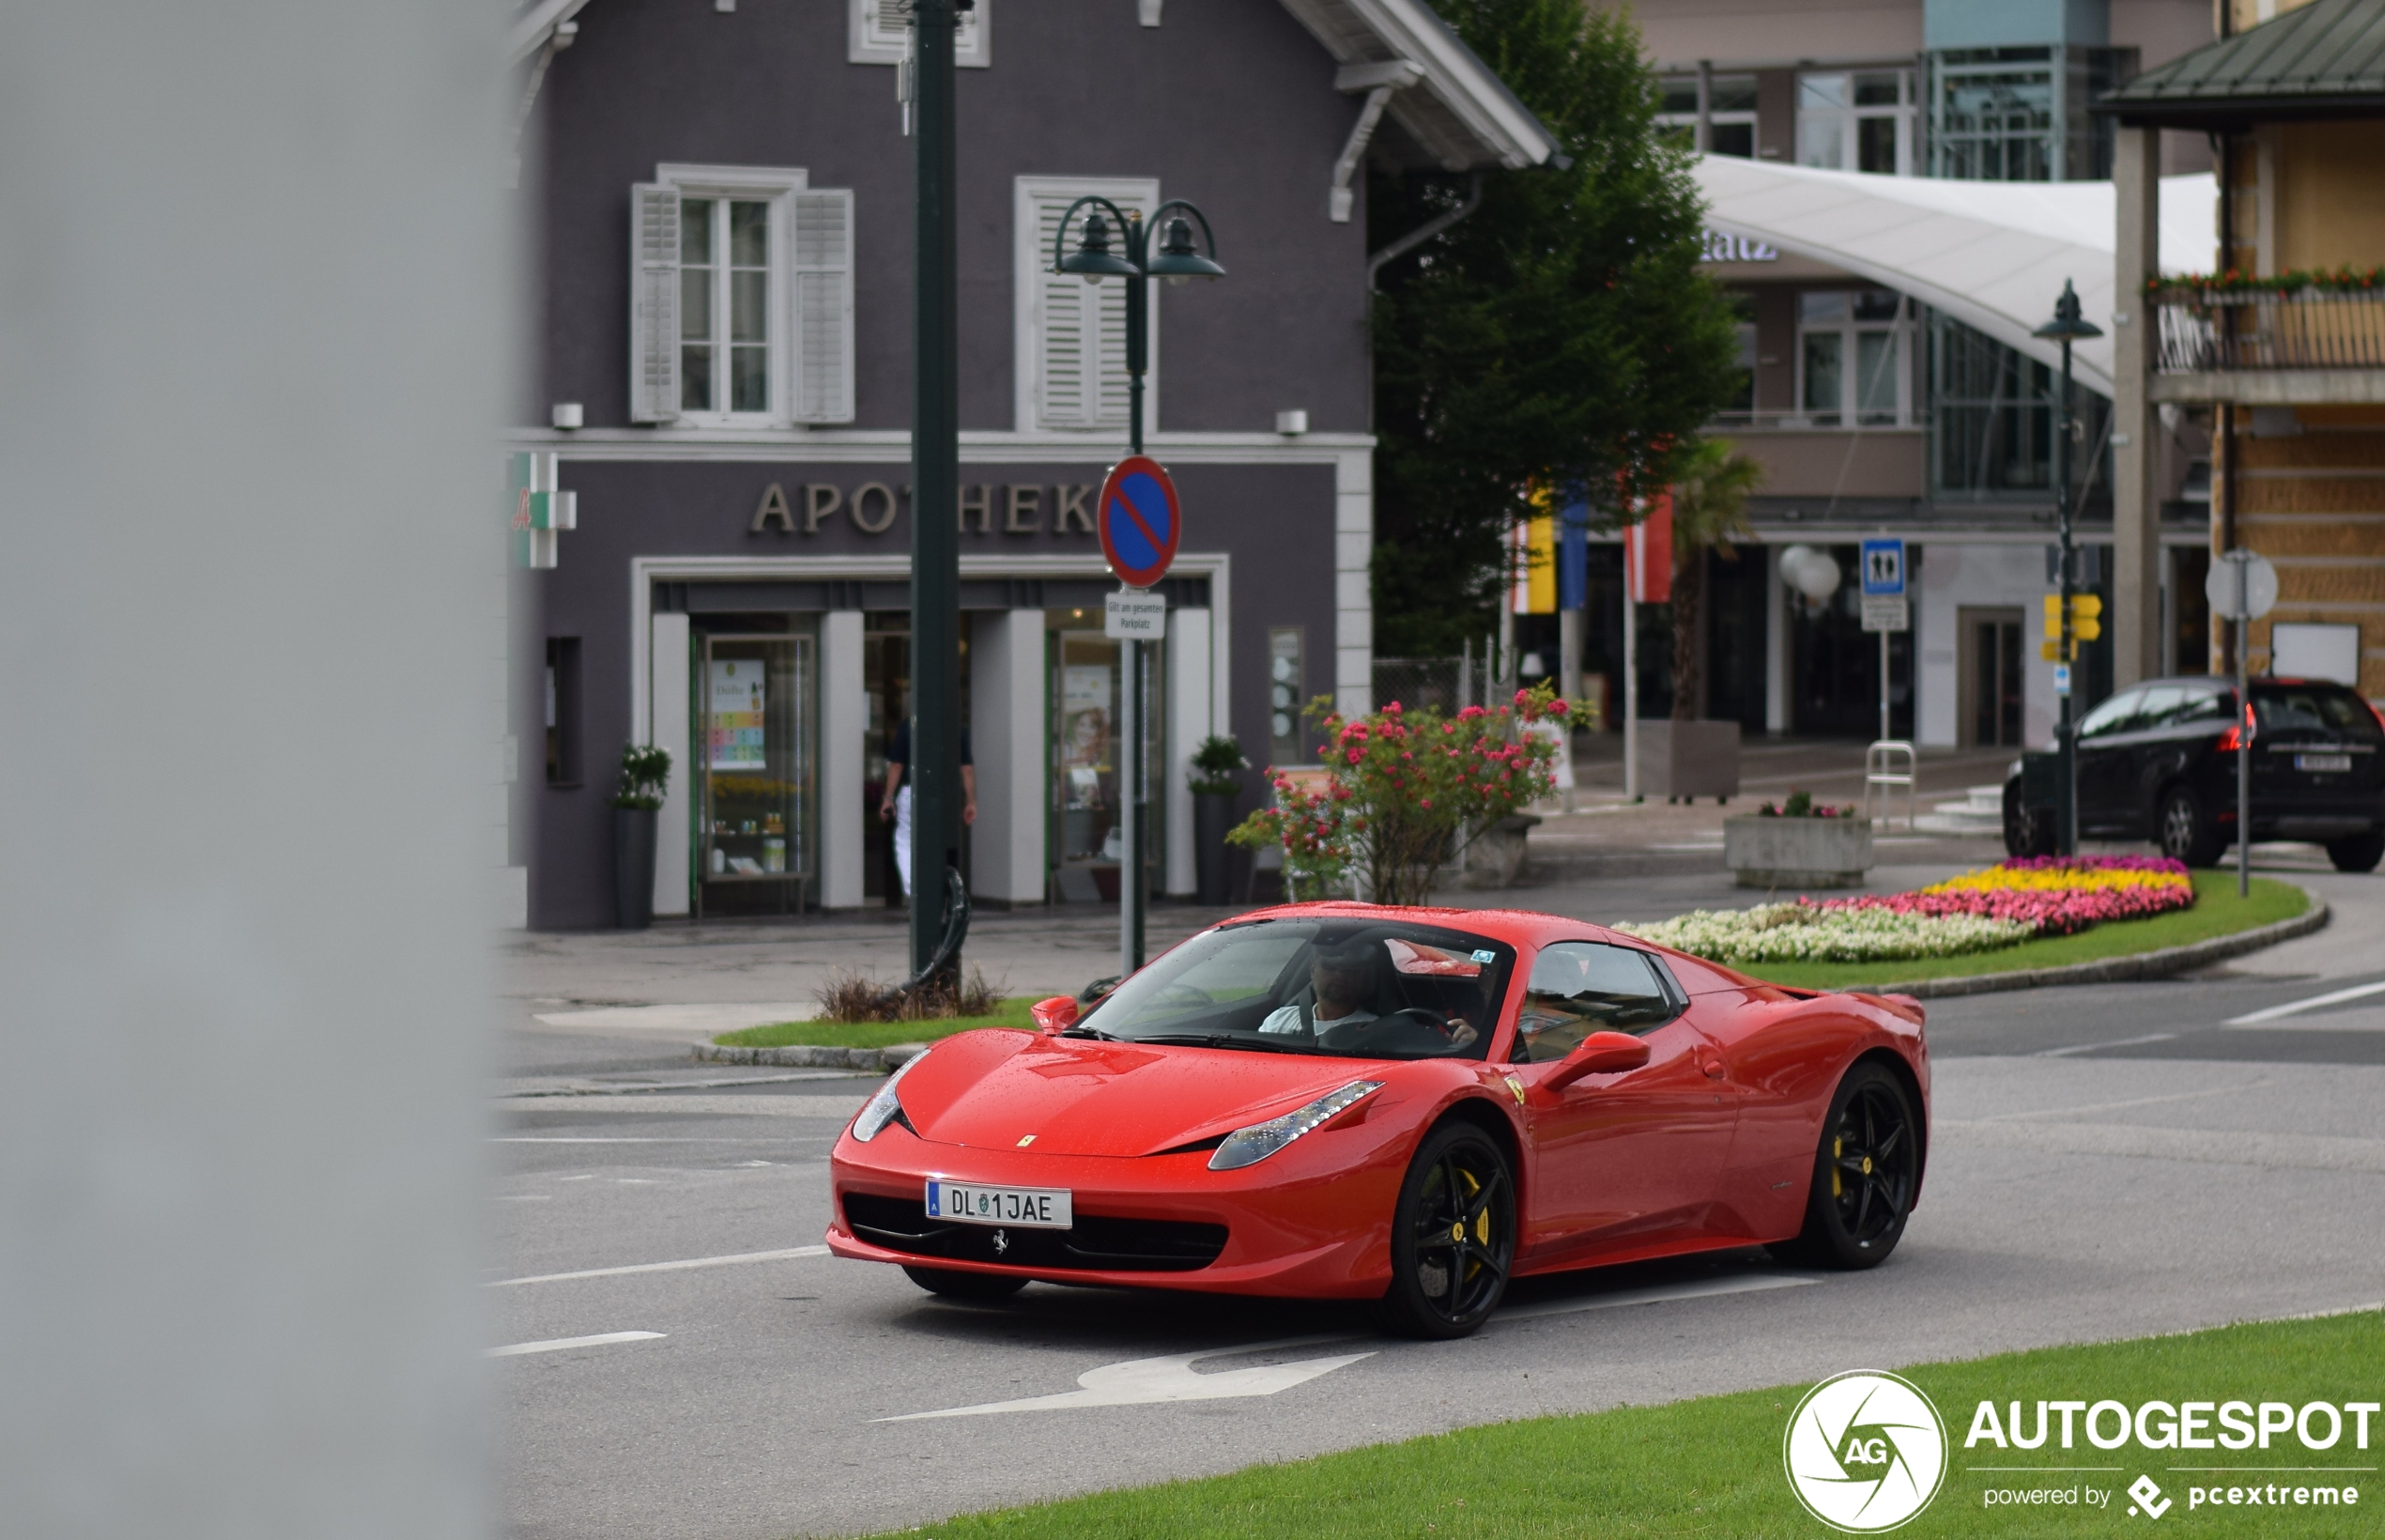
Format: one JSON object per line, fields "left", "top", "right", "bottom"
{"left": 1056, "top": 1024, "right": 1118, "bottom": 1040}
{"left": 1129, "top": 1032, "right": 1316, "bottom": 1055}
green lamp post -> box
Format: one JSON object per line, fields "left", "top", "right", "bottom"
{"left": 1052, "top": 198, "right": 1223, "bottom": 974}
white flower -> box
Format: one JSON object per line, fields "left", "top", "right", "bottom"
{"left": 1616, "top": 905, "right": 2028, "bottom": 964}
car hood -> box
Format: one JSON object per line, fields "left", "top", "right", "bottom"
{"left": 897, "top": 1029, "right": 1377, "bottom": 1157}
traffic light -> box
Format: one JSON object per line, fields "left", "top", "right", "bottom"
{"left": 2041, "top": 593, "right": 2102, "bottom": 643}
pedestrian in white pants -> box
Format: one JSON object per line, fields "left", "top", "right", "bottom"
{"left": 878, "top": 719, "right": 976, "bottom": 899}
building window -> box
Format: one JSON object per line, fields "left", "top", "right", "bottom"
{"left": 1927, "top": 47, "right": 2134, "bottom": 182}
{"left": 1657, "top": 73, "right": 1757, "bottom": 158}
{"left": 1796, "top": 69, "right": 1915, "bottom": 176}
{"left": 1929, "top": 312, "right": 2111, "bottom": 498}
{"left": 545, "top": 638, "right": 582, "bottom": 787}
{"left": 1795, "top": 290, "right": 1911, "bottom": 428}
{"left": 628, "top": 166, "right": 854, "bottom": 427}
{"left": 1015, "top": 176, "right": 1157, "bottom": 434}
{"left": 1719, "top": 293, "right": 1757, "bottom": 418}
{"left": 849, "top": 0, "right": 990, "bottom": 68}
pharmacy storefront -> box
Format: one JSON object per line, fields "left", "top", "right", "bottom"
{"left": 524, "top": 442, "right": 1367, "bottom": 930}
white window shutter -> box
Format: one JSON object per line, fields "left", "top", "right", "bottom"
{"left": 629, "top": 182, "right": 680, "bottom": 424}
{"left": 791, "top": 190, "right": 855, "bottom": 424}
{"left": 1032, "top": 193, "right": 1146, "bottom": 431}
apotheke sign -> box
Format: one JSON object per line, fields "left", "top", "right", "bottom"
{"left": 746, "top": 481, "right": 1106, "bottom": 538}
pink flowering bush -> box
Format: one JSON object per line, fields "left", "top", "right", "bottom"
{"left": 1228, "top": 685, "right": 1565, "bottom": 904}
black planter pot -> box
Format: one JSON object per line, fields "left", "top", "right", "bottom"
{"left": 1194, "top": 792, "right": 1235, "bottom": 905}
{"left": 613, "top": 807, "right": 658, "bottom": 930}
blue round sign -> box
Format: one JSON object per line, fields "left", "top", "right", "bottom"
{"left": 1097, "top": 454, "right": 1180, "bottom": 590}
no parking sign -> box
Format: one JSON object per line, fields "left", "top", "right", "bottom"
{"left": 1097, "top": 454, "right": 1180, "bottom": 590}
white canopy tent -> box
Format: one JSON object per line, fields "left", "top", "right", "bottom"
{"left": 1693, "top": 156, "right": 2219, "bottom": 398}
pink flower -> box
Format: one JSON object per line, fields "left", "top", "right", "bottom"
{"left": 1384, "top": 701, "right": 1403, "bottom": 715}
{"left": 1549, "top": 699, "right": 1570, "bottom": 716}
{"left": 1346, "top": 748, "right": 1362, "bottom": 764}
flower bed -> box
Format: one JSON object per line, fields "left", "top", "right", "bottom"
{"left": 1620, "top": 856, "right": 2193, "bottom": 965}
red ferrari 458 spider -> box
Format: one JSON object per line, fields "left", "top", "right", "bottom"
{"left": 827, "top": 902, "right": 1929, "bottom": 1338}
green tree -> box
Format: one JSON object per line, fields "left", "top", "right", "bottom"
{"left": 1368, "top": 0, "right": 1742, "bottom": 657}
{"left": 1666, "top": 437, "right": 1763, "bottom": 720}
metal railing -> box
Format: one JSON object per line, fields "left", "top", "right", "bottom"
{"left": 2152, "top": 287, "right": 2385, "bottom": 373}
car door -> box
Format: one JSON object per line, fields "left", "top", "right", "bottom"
{"left": 1507, "top": 941, "right": 1738, "bottom": 1262}
{"left": 2071, "top": 687, "right": 2144, "bottom": 834}
{"left": 2112, "top": 685, "right": 2185, "bottom": 836}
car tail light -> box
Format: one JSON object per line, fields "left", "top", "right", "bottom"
{"left": 2215, "top": 701, "right": 2255, "bottom": 753}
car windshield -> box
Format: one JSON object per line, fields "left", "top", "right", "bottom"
{"left": 2253, "top": 684, "right": 2382, "bottom": 741}
{"left": 1073, "top": 917, "right": 1516, "bottom": 1061}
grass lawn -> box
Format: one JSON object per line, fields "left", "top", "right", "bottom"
{"left": 1746, "top": 871, "right": 2310, "bottom": 992}
{"left": 711, "top": 995, "right": 1046, "bottom": 1050}
{"left": 869, "top": 1309, "right": 2384, "bottom": 1539}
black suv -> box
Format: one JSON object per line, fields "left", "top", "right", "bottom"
{"left": 2003, "top": 675, "right": 2385, "bottom": 872}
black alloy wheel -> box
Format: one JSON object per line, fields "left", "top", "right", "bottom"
{"left": 1378, "top": 1123, "right": 1516, "bottom": 1339}
{"left": 2327, "top": 830, "right": 2385, "bottom": 873}
{"left": 901, "top": 1264, "right": 1029, "bottom": 1301}
{"left": 2158, "top": 786, "right": 2225, "bottom": 868}
{"left": 1769, "top": 1064, "right": 1920, "bottom": 1270}
{"left": 2002, "top": 784, "right": 2054, "bottom": 858}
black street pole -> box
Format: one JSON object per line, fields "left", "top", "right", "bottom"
{"left": 2055, "top": 327, "right": 2077, "bottom": 857}
{"left": 907, "top": 0, "right": 962, "bottom": 982}
{"left": 2035, "top": 279, "right": 2098, "bottom": 860}
{"left": 1122, "top": 218, "right": 1147, "bottom": 975}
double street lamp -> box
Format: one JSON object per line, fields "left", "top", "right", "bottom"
{"left": 1054, "top": 199, "right": 1223, "bottom": 975}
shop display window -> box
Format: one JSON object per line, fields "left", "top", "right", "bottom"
{"left": 692, "top": 627, "right": 814, "bottom": 916}
{"left": 1048, "top": 617, "right": 1163, "bottom": 904}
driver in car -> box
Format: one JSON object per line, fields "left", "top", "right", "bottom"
{"left": 1258, "top": 941, "right": 1477, "bottom": 1047}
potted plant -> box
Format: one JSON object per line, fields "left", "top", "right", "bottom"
{"left": 1187, "top": 733, "right": 1248, "bottom": 905}
{"left": 609, "top": 743, "right": 671, "bottom": 929}
{"left": 1723, "top": 788, "right": 1873, "bottom": 889}
{"left": 1228, "top": 687, "right": 1565, "bottom": 905}
{"left": 1639, "top": 438, "right": 1761, "bottom": 803}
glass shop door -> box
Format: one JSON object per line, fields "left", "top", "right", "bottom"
{"left": 694, "top": 633, "right": 812, "bottom": 917}
{"left": 1047, "top": 625, "right": 1163, "bottom": 904}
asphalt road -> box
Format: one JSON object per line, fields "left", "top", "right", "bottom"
{"left": 493, "top": 938, "right": 2385, "bottom": 1540}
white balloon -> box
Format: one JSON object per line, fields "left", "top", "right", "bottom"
{"left": 1792, "top": 550, "right": 1841, "bottom": 601}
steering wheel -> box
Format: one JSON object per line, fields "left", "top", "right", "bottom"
{"left": 1316, "top": 1008, "right": 1474, "bottom": 1055}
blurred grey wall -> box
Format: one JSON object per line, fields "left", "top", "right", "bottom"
{"left": 0, "top": 4, "right": 506, "bottom": 1536}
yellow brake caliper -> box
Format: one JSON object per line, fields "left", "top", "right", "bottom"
{"left": 1832, "top": 1136, "right": 1843, "bottom": 1199}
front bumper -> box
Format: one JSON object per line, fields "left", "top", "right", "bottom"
{"left": 826, "top": 1119, "right": 1409, "bottom": 1299}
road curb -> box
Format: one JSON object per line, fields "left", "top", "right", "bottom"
{"left": 689, "top": 1041, "right": 927, "bottom": 1072}
{"left": 1839, "top": 885, "right": 2330, "bottom": 1000}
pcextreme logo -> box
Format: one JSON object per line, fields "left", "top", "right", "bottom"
{"left": 1784, "top": 1371, "right": 1950, "bottom": 1532}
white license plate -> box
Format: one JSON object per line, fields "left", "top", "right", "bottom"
{"left": 2297, "top": 754, "right": 2352, "bottom": 774}
{"left": 925, "top": 1179, "right": 1072, "bottom": 1229}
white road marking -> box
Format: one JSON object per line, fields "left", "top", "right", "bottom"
{"left": 877, "top": 1335, "right": 1377, "bottom": 1421}
{"left": 881, "top": 1270, "right": 1817, "bottom": 1421}
{"left": 1496, "top": 1270, "right": 1819, "bottom": 1322}
{"left": 2227, "top": 978, "right": 2385, "bottom": 1026}
{"left": 1966, "top": 1082, "right": 2268, "bottom": 1121}
{"left": 491, "top": 1136, "right": 833, "bottom": 1144}
{"left": 488, "top": 1245, "right": 830, "bottom": 1288}
{"left": 505, "top": 1070, "right": 864, "bottom": 1098}
{"left": 2034, "top": 1033, "right": 2177, "bottom": 1057}
{"left": 488, "top": 1331, "right": 664, "bottom": 1358}
{"left": 1938, "top": 1119, "right": 2385, "bottom": 1174}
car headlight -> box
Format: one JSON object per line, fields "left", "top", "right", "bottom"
{"left": 851, "top": 1053, "right": 927, "bottom": 1143}
{"left": 1208, "top": 1081, "right": 1382, "bottom": 1171}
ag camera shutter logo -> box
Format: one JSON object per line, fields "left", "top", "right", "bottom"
{"left": 1784, "top": 1371, "right": 1948, "bottom": 1532}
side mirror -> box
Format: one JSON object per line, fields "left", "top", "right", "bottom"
{"left": 1543, "top": 1030, "right": 1652, "bottom": 1091}
{"left": 1031, "top": 995, "right": 1080, "bottom": 1034}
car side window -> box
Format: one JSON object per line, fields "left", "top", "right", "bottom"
{"left": 2132, "top": 685, "right": 2185, "bottom": 730}
{"left": 1510, "top": 942, "right": 1680, "bottom": 1062}
{"left": 2077, "top": 689, "right": 2143, "bottom": 741}
{"left": 2173, "top": 688, "right": 2230, "bottom": 727}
